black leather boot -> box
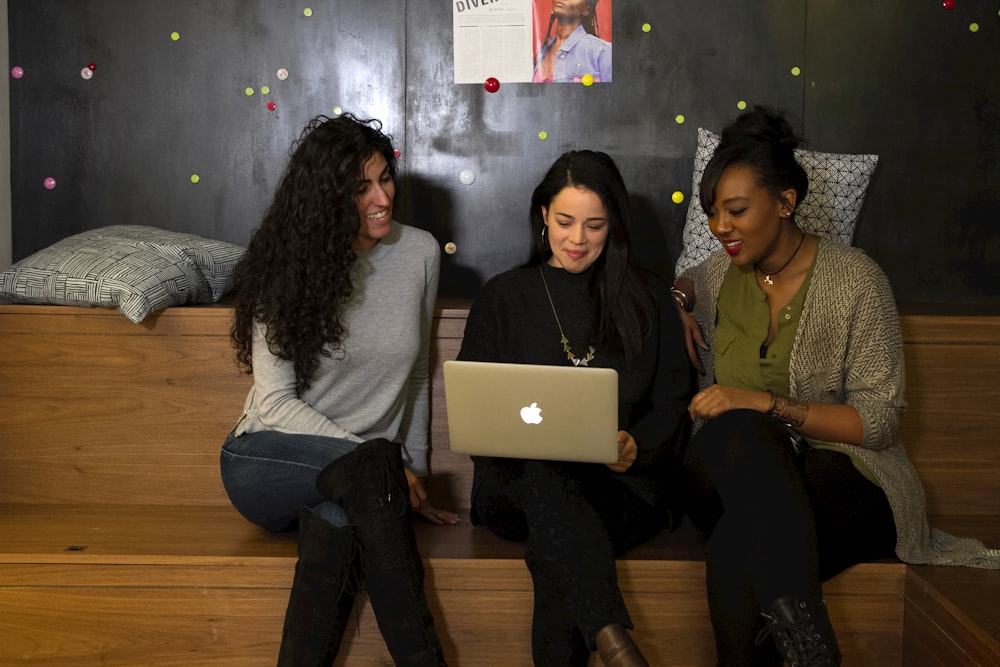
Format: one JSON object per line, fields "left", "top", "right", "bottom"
{"left": 276, "top": 507, "right": 359, "bottom": 667}
{"left": 756, "top": 595, "right": 841, "bottom": 666}
{"left": 317, "top": 438, "right": 447, "bottom": 667}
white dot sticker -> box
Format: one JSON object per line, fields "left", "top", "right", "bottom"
{"left": 444, "top": 242, "right": 457, "bottom": 255}
{"left": 459, "top": 169, "right": 476, "bottom": 186}
{"left": 80, "top": 67, "right": 94, "bottom": 80}
{"left": 276, "top": 68, "right": 289, "bottom": 81}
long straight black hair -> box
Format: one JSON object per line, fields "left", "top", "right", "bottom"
{"left": 528, "top": 150, "right": 653, "bottom": 367}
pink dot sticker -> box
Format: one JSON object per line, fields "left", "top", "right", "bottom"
{"left": 11, "top": 66, "right": 24, "bottom": 79}
{"left": 43, "top": 177, "right": 57, "bottom": 190}
{"left": 394, "top": 150, "right": 401, "bottom": 158}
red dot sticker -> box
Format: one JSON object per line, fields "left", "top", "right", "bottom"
{"left": 394, "top": 150, "right": 401, "bottom": 158}
{"left": 484, "top": 77, "right": 500, "bottom": 93}
{"left": 267, "top": 101, "right": 277, "bottom": 111}
{"left": 942, "top": 0, "right": 954, "bottom": 8}
{"left": 87, "top": 62, "right": 97, "bottom": 71}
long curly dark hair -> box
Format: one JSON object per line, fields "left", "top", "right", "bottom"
{"left": 528, "top": 150, "right": 653, "bottom": 367}
{"left": 231, "top": 113, "right": 397, "bottom": 396}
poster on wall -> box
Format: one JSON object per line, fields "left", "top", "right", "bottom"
{"left": 453, "top": 0, "right": 613, "bottom": 84}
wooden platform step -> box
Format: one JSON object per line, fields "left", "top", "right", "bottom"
{"left": 0, "top": 503, "right": 915, "bottom": 666}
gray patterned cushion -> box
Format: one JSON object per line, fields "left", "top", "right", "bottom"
{"left": 0, "top": 226, "right": 246, "bottom": 323}
{"left": 675, "top": 127, "right": 879, "bottom": 276}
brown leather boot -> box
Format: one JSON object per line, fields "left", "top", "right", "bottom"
{"left": 595, "top": 623, "right": 649, "bottom": 667}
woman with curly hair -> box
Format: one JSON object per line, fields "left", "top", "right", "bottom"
{"left": 220, "top": 113, "right": 456, "bottom": 666}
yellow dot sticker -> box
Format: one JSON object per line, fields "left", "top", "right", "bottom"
{"left": 190, "top": 174, "right": 200, "bottom": 184}
{"left": 737, "top": 100, "right": 747, "bottom": 110}
{"left": 170, "top": 31, "right": 180, "bottom": 41}
{"left": 538, "top": 131, "right": 548, "bottom": 141}
{"left": 581, "top": 74, "right": 595, "bottom": 86}
{"left": 671, "top": 191, "right": 685, "bottom": 205}
{"left": 244, "top": 87, "right": 254, "bottom": 97}
{"left": 332, "top": 106, "right": 343, "bottom": 116}
{"left": 260, "top": 85, "right": 270, "bottom": 95}
{"left": 969, "top": 22, "right": 980, "bottom": 32}
{"left": 642, "top": 23, "right": 652, "bottom": 33}
{"left": 303, "top": 7, "right": 313, "bottom": 17}
{"left": 675, "top": 114, "right": 685, "bottom": 125}
{"left": 791, "top": 66, "right": 802, "bottom": 77}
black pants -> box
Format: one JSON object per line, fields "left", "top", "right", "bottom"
{"left": 683, "top": 409, "right": 897, "bottom": 666}
{"left": 474, "top": 458, "right": 671, "bottom": 666}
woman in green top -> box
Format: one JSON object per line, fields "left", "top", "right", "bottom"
{"left": 672, "top": 107, "right": 900, "bottom": 667}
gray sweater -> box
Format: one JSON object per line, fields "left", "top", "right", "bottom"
{"left": 686, "top": 238, "right": 999, "bottom": 568}
{"left": 234, "top": 221, "right": 441, "bottom": 476}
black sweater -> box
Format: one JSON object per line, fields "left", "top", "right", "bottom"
{"left": 457, "top": 262, "right": 693, "bottom": 509}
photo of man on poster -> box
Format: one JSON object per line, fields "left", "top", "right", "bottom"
{"left": 532, "top": 0, "right": 613, "bottom": 83}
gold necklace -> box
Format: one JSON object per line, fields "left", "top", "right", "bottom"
{"left": 756, "top": 231, "right": 805, "bottom": 286}
{"left": 539, "top": 265, "right": 595, "bottom": 367}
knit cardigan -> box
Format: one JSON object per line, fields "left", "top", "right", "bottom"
{"left": 684, "top": 238, "right": 1000, "bottom": 568}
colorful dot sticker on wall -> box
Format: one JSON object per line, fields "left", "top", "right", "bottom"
{"left": 170, "top": 31, "right": 180, "bottom": 41}
{"left": 737, "top": 100, "right": 748, "bottom": 110}
{"left": 671, "top": 191, "right": 684, "bottom": 204}
{"left": 190, "top": 174, "right": 200, "bottom": 184}
{"left": 969, "top": 22, "right": 980, "bottom": 32}
{"left": 538, "top": 131, "right": 548, "bottom": 141}
{"left": 459, "top": 170, "right": 476, "bottom": 186}
{"left": 332, "top": 106, "right": 343, "bottom": 116}
{"left": 267, "top": 101, "right": 277, "bottom": 111}
{"left": 303, "top": 7, "right": 313, "bottom": 17}
{"left": 444, "top": 242, "right": 457, "bottom": 255}
{"left": 80, "top": 67, "right": 94, "bottom": 80}
{"left": 43, "top": 177, "right": 57, "bottom": 190}
{"left": 642, "top": 23, "right": 652, "bottom": 33}
{"left": 581, "top": 74, "right": 595, "bottom": 86}
{"left": 394, "top": 150, "right": 401, "bottom": 158}
{"left": 484, "top": 77, "right": 500, "bottom": 93}
{"left": 942, "top": 0, "right": 954, "bottom": 9}
{"left": 11, "top": 66, "right": 23, "bottom": 79}
{"left": 261, "top": 85, "right": 271, "bottom": 95}
{"left": 245, "top": 87, "right": 255, "bottom": 96}
{"left": 790, "top": 66, "right": 802, "bottom": 77}
{"left": 675, "top": 114, "right": 685, "bottom": 125}
{"left": 276, "top": 68, "right": 289, "bottom": 81}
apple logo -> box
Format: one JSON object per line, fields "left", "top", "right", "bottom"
{"left": 520, "top": 402, "right": 543, "bottom": 425}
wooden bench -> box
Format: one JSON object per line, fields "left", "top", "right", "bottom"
{"left": 0, "top": 301, "right": 997, "bottom": 666}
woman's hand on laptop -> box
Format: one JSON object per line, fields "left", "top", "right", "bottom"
{"left": 607, "top": 431, "right": 638, "bottom": 473}
{"left": 405, "top": 469, "right": 461, "bottom": 526}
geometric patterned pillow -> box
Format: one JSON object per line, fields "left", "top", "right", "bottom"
{"left": 102, "top": 225, "right": 246, "bottom": 301}
{"left": 674, "top": 127, "right": 879, "bottom": 276}
{"left": 0, "top": 226, "right": 245, "bottom": 323}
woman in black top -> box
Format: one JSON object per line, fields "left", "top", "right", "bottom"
{"left": 457, "top": 150, "right": 692, "bottom": 666}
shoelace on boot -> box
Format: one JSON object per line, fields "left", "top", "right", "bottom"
{"left": 755, "top": 611, "right": 837, "bottom": 667}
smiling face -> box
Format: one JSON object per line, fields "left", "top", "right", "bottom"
{"left": 706, "top": 164, "right": 795, "bottom": 268}
{"left": 353, "top": 151, "right": 395, "bottom": 251}
{"left": 542, "top": 185, "right": 609, "bottom": 273}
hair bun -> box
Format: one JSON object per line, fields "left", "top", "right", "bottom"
{"left": 720, "top": 105, "right": 802, "bottom": 152}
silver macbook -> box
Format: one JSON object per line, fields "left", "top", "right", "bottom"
{"left": 442, "top": 360, "right": 619, "bottom": 463}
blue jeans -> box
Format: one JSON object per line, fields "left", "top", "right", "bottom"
{"left": 220, "top": 430, "right": 358, "bottom": 531}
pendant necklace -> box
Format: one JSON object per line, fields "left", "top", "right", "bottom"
{"left": 756, "top": 231, "right": 805, "bottom": 286}
{"left": 539, "top": 265, "right": 595, "bottom": 367}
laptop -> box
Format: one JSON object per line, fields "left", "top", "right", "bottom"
{"left": 442, "top": 360, "right": 619, "bottom": 463}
